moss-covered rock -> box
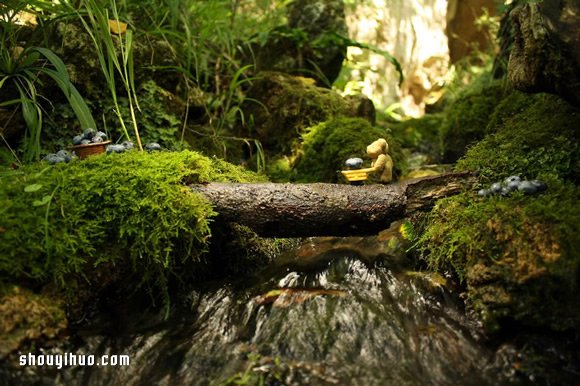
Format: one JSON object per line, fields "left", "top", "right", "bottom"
{"left": 419, "top": 93, "right": 580, "bottom": 333}
{"left": 439, "top": 80, "right": 508, "bottom": 162}
{"left": 0, "top": 151, "right": 265, "bottom": 294}
{"left": 0, "top": 286, "right": 66, "bottom": 358}
{"left": 240, "top": 71, "right": 375, "bottom": 155}
{"left": 292, "top": 117, "right": 405, "bottom": 183}
{"left": 457, "top": 92, "right": 580, "bottom": 182}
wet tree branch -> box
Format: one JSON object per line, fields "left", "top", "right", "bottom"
{"left": 192, "top": 172, "right": 475, "bottom": 237}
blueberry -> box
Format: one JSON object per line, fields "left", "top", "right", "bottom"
{"left": 518, "top": 180, "right": 537, "bottom": 194}
{"left": 530, "top": 180, "right": 547, "bottom": 192}
{"left": 95, "top": 131, "right": 107, "bottom": 140}
{"left": 91, "top": 136, "right": 104, "bottom": 143}
{"left": 477, "top": 189, "right": 489, "bottom": 197}
{"left": 506, "top": 180, "right": 521, "bottom": 191}
{"left": 56, "top": 150, "right": 72, "bottom": 162}
{"left": 490, "top": 182, "right": 503, "bottom": 194}
{"left": 44, "top": 154, "right": 65, "bottom": 164}
{"left": 122, "top": 141, "right": 134, "bottom": 150}
{"left": 505, "top": 175, "right": 521, "bottom": 184}
{"left": 106, "top": 144, "right": 126, "bottom": 154}
{"left": 345, "top": 157, "right": 363, "bottom": 169}
{"left": 83, "top": 128, "right": 96, "bottom": 139}
{"left": 80, "top": 139, "right": 91, "bottom": 145}
{"left": 72, "top": 135, "right": 83, "bottom": 145}
{"left": 500, "top": 187, "right": 511, "bottom": 196}
{"left": 145, "top": 142, "right": 161, "bottom": 151}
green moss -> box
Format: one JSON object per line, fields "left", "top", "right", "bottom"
{"left": 242, "top": 72, "right": 375, "bottom": 155}
{"left": 457, "top": 93, "right": 580, "bottom": 182}
{"left": 293, "top": 117, "right": 405, "bottom": 183}
{"left": 420, "top": 179, "right": 580, "bottom": 332}
{"left": 209, "top": 224, "right": 301, "bottom": 277}
{"left": 439, "top": 79, "right": 508, "bottom": 162}
{"left": 419, "top": 93, "right": 580, "bottom": 333}
{"left": 0, "top": 151, "right": 265, "bottom": 292}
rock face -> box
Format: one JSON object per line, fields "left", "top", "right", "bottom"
{"left": 497, "top": 0, "right": 580, "bottom": 106}
{"left": 446, "top": 0, "right": 498, "bottom": 63}
{"left": 239, "top": 71, "right": 375, "bottom": 154}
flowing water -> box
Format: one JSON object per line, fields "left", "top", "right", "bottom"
{"left": 29, "top": 228, "right": 524, "bottom": 386}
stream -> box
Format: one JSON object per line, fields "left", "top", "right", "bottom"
{"left": 23, "top": 226, "right": 526, "bottom": 386}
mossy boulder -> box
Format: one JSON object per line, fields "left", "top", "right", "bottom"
{"left": 0, "top": 151, "right": 265, "bottom": 296}
{"left": 49, "top": 21, "right": 179, "bottom": 96}
{"left": 419, "top": 93, "right": 580, "bottom": 333}
{"left": 439, "top": 80, "right": 508, "bottom": 163}
{"left": 457, "top": 92, "right": 580, "bottom": 182}
{"left": 240, "top": 71, "right": 375, "bottom": 155}
{"left": 292, "top": 117, "right": 405, "bottom": 183}
{"left": 0, "top": 286, "right": 66, "bottom": 358}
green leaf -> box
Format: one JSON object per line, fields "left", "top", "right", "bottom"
{"left": 18, "top": 86, "right": 40, "bottom": 132}
{"left": 317, "top": 32, "right": 404, "bottom": 86}
{"left": 42, "top": 68, "right": 96, "bottom": 129}
{"left": 29, "top": 47, "right": 70, "bottom": 84}
{"left": 24, "top": 183, "right": 43, "bottom": 192}
{"left": 0, "top": 75, "right": 9, "bottom": 89}
{"left": 33, "top": 195, "right": 52, "bottom": 206}
{"left": 0, "top": 98, "right": 28, "bottom": 107}
{"left": 124, "top": 29, "right": 133, "bottom": 66}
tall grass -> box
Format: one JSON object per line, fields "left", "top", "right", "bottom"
{"left": 77, "top": 0, "right": 143, "bottom": 150}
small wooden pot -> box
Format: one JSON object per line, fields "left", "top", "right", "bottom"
{"left": 71, "top": 141, "right": 111, "bottom": 159}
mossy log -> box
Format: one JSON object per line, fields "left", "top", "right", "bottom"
{"left": 193, "top": 172, "right": 474, "bottom": 237}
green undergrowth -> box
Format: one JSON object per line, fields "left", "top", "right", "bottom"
{"left": 387, "top": 113, "right": 443, "bottom": 162}
{"left": 419, "top": 92, "right": 580, "bottom": 333}
{"left": 0, "top": 150, "right": 265, "bottom": 296}
{"left": 291, "top": 117, "right": 406, "bottom": 183}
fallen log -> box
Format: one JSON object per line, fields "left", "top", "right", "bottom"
{"left": 192, "top": 172, "right": 475, "bottom": 237}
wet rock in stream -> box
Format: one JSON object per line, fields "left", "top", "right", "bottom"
{"left": 14, "top": 231, "right": 540, "bottom": 386}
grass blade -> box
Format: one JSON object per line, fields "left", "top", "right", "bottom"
{"left": 42, "top": 68, "right": 96, "bottom": 129}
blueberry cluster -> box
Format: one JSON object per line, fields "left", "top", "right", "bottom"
{"left": 345, "top": 157, "right": 363, "bottom": 170}
{"left": 478, "top": 175, "right": 547, "bottom": 197}
{"left": 72, "top": 128, "right": 108, "bottom": 145}
{"left": 43, "top": 150, "right": 75, "bottom": 164}
{"left": 106, "top": 141, "right": 134, "bottom": 154}
{"left": 144, "top": 142, "right": 162, "bottom": 151}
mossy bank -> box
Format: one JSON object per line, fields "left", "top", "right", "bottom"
{"left": 0, "top": 150, "right": 269, "bottom": 336}
{"left": 419, "top": 92, "right": 580, "bottom": 333}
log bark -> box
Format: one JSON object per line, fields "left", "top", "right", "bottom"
{"left": 192, "top": 172, "right": 474, "bottom": 237}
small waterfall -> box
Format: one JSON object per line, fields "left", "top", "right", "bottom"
{"left": 47, "top": 233, "right": 518, "bottom": 386}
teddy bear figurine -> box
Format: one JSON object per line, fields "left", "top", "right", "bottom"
{"left": 366, "top": 138, "right": 393, "bottom": 183}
